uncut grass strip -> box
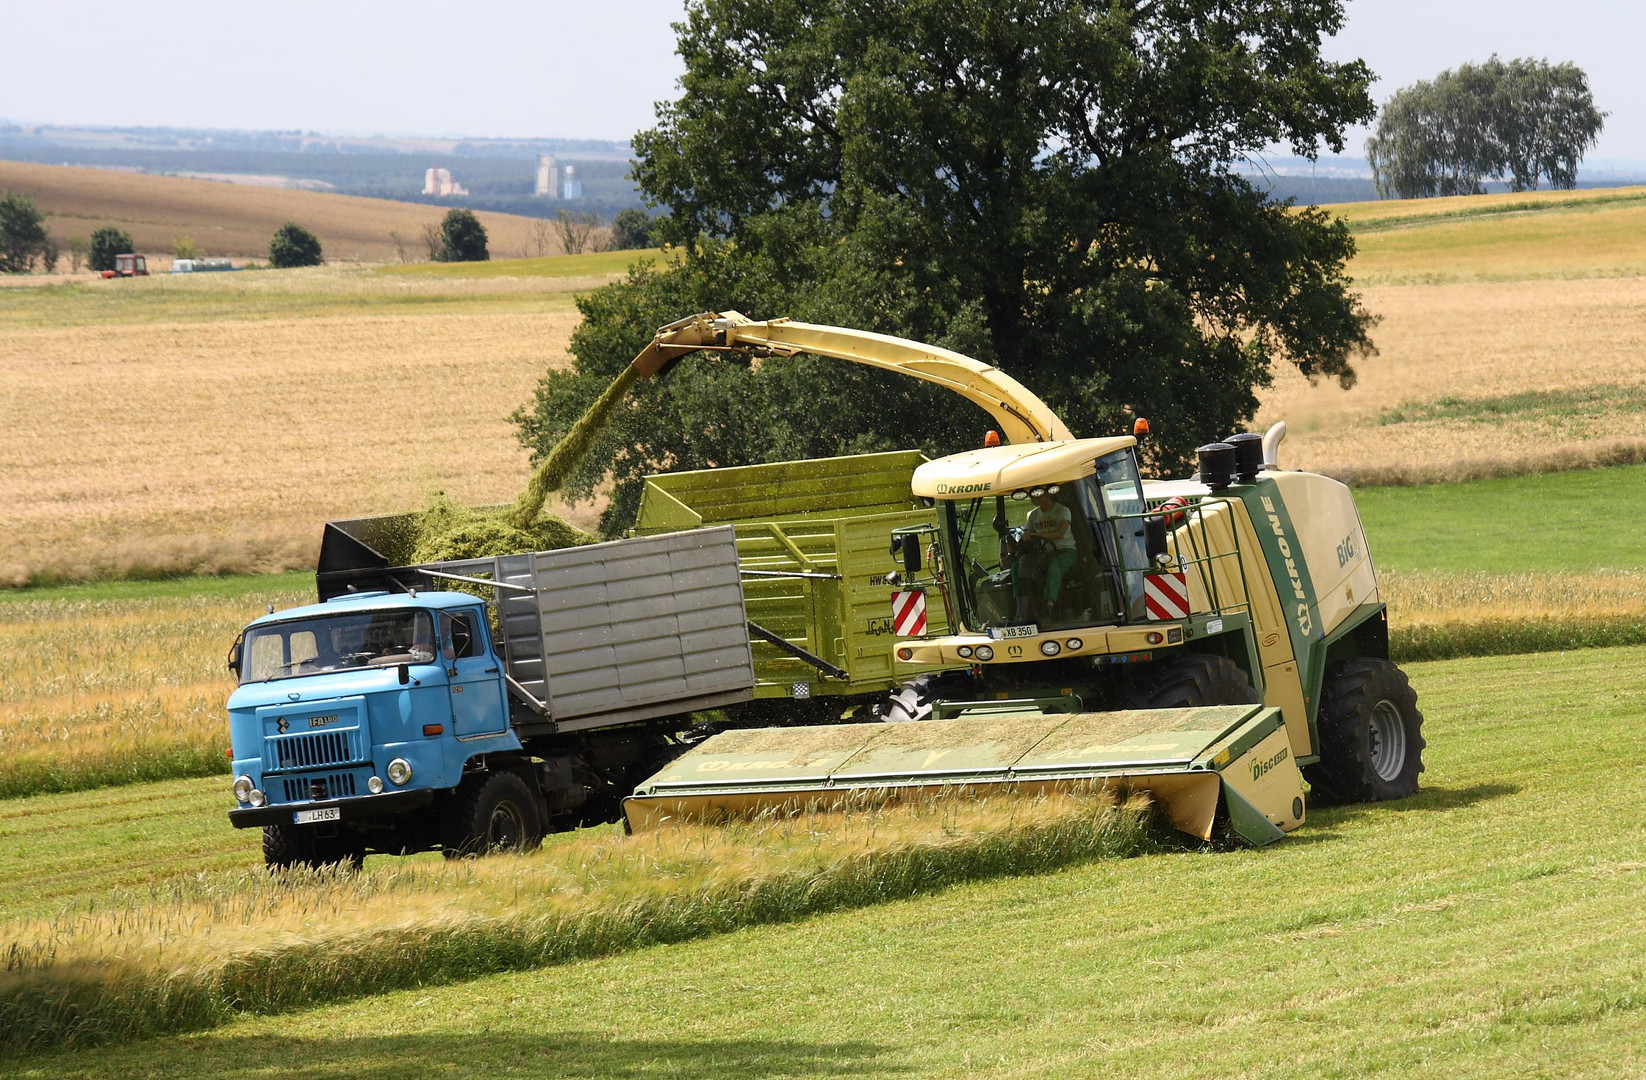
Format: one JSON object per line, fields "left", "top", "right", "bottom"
{"left": 1390, "top": 616, "right": 1646, "bottom": 664}
{"left": 0, "top": 799, "right": 1159, "bottom": 1056}
{"left": 0, "top": 746, "right": 228, "bottom": 802}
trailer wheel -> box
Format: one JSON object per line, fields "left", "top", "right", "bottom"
{"left": 441, "top": 771, "right": 545, "bottom": 858}
{"left": 263, "top": 824, "right": 364, "bottom": 870}
{"left": 1305, "top": 658, "right": 1424, "bottom": 805}
{"left": 1127, "top": 653, "right": 1260, "bottom": 710}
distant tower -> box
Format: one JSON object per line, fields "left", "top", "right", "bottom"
{"left": 535, "top": 154, "right": 560, "bottom": 198}
{"left": 563, "top": 164, "right": 581, "bottom": 199}
{"left": 423, "top": 167, "right": 441, "bottom": 195}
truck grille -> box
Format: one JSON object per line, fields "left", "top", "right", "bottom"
{"left": 281, "top": 772, "right": 359, "bottom": 803}
{"left": 269, "top": 729, "right": 362, "bottom": 771}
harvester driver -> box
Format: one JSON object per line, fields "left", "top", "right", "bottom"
{"left": 1016, "top": 489, "right": 1077, "bottom": 619}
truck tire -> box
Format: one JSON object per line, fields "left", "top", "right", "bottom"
{"left": 1304, "top": 658, "right": 1425, "bottom": 805}
{"left": 441, "top": 771, "right": 545, "bottom": 858}
{"left": 1127, "top": 653, "right": 1260, "bottom": 709}
{"left": 263, "top": 824, "right": 364, "bottom": 870}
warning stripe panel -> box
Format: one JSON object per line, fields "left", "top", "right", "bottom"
{"left": 1144, "top": 572, "right": 1189, "bottom": 620}
{"left": 891, "top": 590, "right": 927, "bottom": 636}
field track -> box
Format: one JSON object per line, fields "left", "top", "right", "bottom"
{"left": 6, "top": 645, "right": 1646, "bottom": 1075}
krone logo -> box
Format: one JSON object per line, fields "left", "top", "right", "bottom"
{"left": 936, "top": 482, "right": 992, "bottom": 494}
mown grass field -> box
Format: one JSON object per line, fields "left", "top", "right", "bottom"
{"left": 6, "top": 645, "right": 1645, "bottom": 1075}
{"left": 0, "top": 160, "right": 568, "bottom": 264}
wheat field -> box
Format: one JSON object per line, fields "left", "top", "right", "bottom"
{"left": 0, "top": 160, "right": 576, "bottom": 264}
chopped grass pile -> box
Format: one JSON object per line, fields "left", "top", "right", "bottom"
{"left": 0, "top": 788, "right": 1160, "bottom": 1055}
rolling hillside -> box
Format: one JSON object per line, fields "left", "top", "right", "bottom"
{"left": 0, "top": 160, "right": 567, "bottom": 263}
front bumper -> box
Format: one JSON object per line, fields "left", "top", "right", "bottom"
{"left": 228, "top": 788, "right": 435, "bottom": 829}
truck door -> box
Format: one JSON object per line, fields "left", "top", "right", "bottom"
{"left": 442, "top": 608, "right": 508, "bottom": 738}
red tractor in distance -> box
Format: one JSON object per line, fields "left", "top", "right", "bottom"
{"left": 100, "top": 254, "right": 148, "bottom": 279}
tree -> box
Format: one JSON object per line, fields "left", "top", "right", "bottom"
{"left": 608, "top": 208, "right": 654, "bottom": 250}
{"left": 516, "top": 0, "right": 1377, "bottom": 537}
{"left": 38, "top": 237, "right": 58, "bottom": 274}
{"left": 89, "top": 226, "right": 134, "bottom": 273}
{"left": 66, "top": 235, "right": 86, "bottom": 273}
{"left": 269, "top": 222, "right": 323, "bottom": 268}
{"left": 435, "top": 208, "right": 489, "bottom": 262}
{"left": 0, "top": 191, "right": 50, "bottom": 274}
{"left": 553, "top": 210, "right": 602, "bottom": 255}
{"left": 173, "top": 236, "right": 201, "bottom": 260}
{"left": 1367, "top": 57, "right": 1605, "bottom": 198}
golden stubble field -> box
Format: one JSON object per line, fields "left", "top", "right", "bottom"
{"left": 0, "top": 267, "right": 610, "bottom": 586}
{"left": 0, "top": 160, "right": 577, "bottom": 263}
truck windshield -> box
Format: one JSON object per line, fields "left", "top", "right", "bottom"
{"left": 944, "top": 451, "right": 1147, "bottom": 633}
{"left": 241, "top": 610, "right": 436, "bottom": 684}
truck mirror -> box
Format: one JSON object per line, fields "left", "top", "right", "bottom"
{"left": 902, "top": 537, "right": 923, "bottom": 574}
{"left": 1144, "top": 515, "right": 1169, "bottom": 563}
{"left": 226, "top": 636, "right": 242, "bottom": 676}
{"left": 398, "top": 663, "right": 411, "bottom": 685}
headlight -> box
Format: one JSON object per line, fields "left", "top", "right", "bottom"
{"left": 1065, "top": 638, "right": 1083, "bottom": 651}
{"left": 1010, "top": 490, "right": 1028, "bottom": 501}
{"left": 368, "top": 775, "right": 385, "bottom": 794}
{"left": 387, "top": 758, "right": 413, "bottom": 785}
{"left": 248, "top": 788, "right": 266, "bottom": 807}
{"left": 233, "top": 774, "right": 254, "bottom": 803}
{"left": 1029, "top": 487, "right": 1045, "bottom": 498}
{"left": 1040, "top": 640, "right": 1062, "bottom": 656}
{"left": 957, "top": 645, "right": 973, "bottom": 659}
{"left": 974, "top": 645, "right": 994, "bottom": 661}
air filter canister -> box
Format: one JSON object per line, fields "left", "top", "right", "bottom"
{"left": 1196, "top": 442, "right": 1237, "bottom": 490}
{"left": 1226, "top": 432, "right": 1265, "bottom": 482}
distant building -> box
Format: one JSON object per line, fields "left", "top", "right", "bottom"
{"left": 534, "top": 154, "right": 560, "bottom": 198}
{"left": 562, "top": 164, "right": 582, "bottom": 200}
{"left": 422, "top": 167, "right": 469, "bottom": 197}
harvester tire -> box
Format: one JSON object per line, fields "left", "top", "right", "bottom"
{"left": 1304, "top": 658, "right": 1425, "bottom": 805}
{"left": 880, "top": 674, "right": 945, "bottom": 723}
{"left": 441, "top": 770, "right": 545, "bottom": 858}
{"left": 1127, "top": 653, "right": 1260, "bottom": 710}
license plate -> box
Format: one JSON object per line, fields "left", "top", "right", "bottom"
{"left": 293, "top": 807, "right": 340, "bottom": 824}
{"left": 988, "top": 624, "right": 1039, "bottom": 640}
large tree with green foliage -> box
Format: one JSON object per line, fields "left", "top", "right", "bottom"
{"left": 1367, "top": 57, "right": 1605, "bottom": 198}
{"left": 88, "top": 226, "right": 133, "bottom": 273}
{"left": 517, "top": 0, "right": 1378, "bottom": 535}
{"left": 269, "top": 222, "right": 323, "bottom": 268}
{"left": 0, "top": 192, "right": 50, "bottom": 274}
{"left": 436, "top": 208, "right": 489, "bottom": 262}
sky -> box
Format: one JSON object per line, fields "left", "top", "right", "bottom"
{"left": 5, "top": 0, "right": 1645, "bottom": 161}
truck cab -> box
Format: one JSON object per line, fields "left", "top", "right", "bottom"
{"left": 226, "top": 590, "right": 523, "bottom": 858}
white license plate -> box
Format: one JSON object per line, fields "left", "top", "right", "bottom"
{"left": 293, "top": 807, "right": 341, "bottom": 824}
{"left": 988, "top": 624, "right": 1039, "bottom": 640}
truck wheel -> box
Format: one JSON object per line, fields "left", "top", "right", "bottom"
{"left": 880, "top": 674, "right": 944, "bottom": 723}
{"left": 441, "top": 771, "right": 545, "bottom": 858}
{"left": 1304, "top": 658, "right": 1425, "bottom": 805}
{"left": 1127, "top": 653, "right": 1260, "bottom": 709}
{"left": 264, "top": 824, "right": 364, "bottom": 870}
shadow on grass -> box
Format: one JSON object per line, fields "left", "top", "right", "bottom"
{"left": 19, "top": 1032, "right": 900, "bottom": 1080}
{"left": 1289, "top": 782, "right": 1523, "bottom": 844}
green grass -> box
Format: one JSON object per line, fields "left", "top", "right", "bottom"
{"left": 0, "top": 570, "right": 310, "bottom": 606}
{"left": 1339, "top": 187, "right": 1646, "bottom": 234}
{"left": 1377, "top": 384, "right": 1646, "bottom": 429}
{"left": 1357, "top": 464, "right": 1646, "bottom": 573}
{"left": 372, "top": 249, "right": 669, "bottom": 279}
{"left": 9, "top": 645, "right": 1646, "bottom": 1077}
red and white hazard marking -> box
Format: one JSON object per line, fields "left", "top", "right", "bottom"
{"left": 891, "top": 590, "right": 928, "bottom": 636}
{"left": 1143, "top": 572, "right": 1190, "bottom": 620}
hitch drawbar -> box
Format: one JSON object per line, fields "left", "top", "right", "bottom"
{"left": 623, "top": 704, "right": 1305, "bottom": 846}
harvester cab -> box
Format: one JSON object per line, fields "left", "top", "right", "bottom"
{"left": 620, "top": 312, "right": 1426, "bottom": 845}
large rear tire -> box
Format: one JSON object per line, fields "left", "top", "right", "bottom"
{"left": 1303, "top": 658, "right": 1425, "bottom": 805}
{"left": 1127, "top": 652, "right": 1260, "bottom": 709}
{"left": 441, "top": 771, "right": 545, "bottom": 858}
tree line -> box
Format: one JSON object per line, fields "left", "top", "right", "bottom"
{"left": 1367, "top": 57, "right": 1605, "bottom": 198}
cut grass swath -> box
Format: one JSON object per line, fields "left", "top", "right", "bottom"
{"left": 0, "top": 790, "right": 1159, "bottom": 1055}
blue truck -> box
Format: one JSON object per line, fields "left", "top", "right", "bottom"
{"left": 226, "top": 524, "right": 758, "bottom": 867}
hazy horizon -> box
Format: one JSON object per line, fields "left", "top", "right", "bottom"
{"left": 7, "top": 1, "right": 1643, "bottom": 159}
